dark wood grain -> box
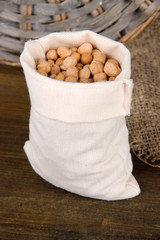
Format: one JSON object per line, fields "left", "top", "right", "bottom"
{"left": 0, "top": 64, "right": 160, "bottom": 240}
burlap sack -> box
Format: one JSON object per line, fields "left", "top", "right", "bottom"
{"left": 126, "top": 16, "right": 160, "bottom": 168}
{"left": 20, "top": 30, "right": 140, "bottom": 201}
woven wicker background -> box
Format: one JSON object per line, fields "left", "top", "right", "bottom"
{"left": 0, "top": 0, "right": 159, "bottom": 65}
{"left": 126, "top": 15, "right": 160, "bottom": 167}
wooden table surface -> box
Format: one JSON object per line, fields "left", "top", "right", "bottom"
{"left": 0, "top": 64, "right": 160, "bottom": 240}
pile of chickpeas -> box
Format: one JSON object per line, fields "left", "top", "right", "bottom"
{"left": 36, "top": 42, "right": 121, "bottom": 83}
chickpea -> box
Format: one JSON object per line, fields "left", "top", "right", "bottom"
{"left": 81, "top": 53, "right": 92, "bottom": 64}
{"left": 61, "top": 56, "right": 77, "bottom": 70}
{"left": 66, "top": 66, "right": 78, "bottom": 79}
{"left": 79, "top": 78, "right": 89, "bottom": 83}
{"left": 37, "top": 60, "right": 52, "bottom": 73}
{"left": 50, "top": 73, "right": 57, "bottom": 79}
{"left": 65, "top": 76, "right": 78, "bottom": 82}
{"left": 48, "top": 59, "right": 53, "bottom": 63}
{"left": 56, "top": 57, "right": 64, "bottom": 66}
{"left": 47, "top": 60, "right": 54, "bottom": 68}
{"left": 89, "top": 61, "right": 104, "bottom": 75}
{"left": 104, "top": 61, "right": 121, "bottom": 77}
{"left": 61, "top": 71, "right": 67, "bottom": 77}
{"left": 92, "top": 49, "right": 100, "bottom": 56}
{"left": 93, "top": 51, "right": 106, "bottom": 64}
{"left": 78, "top": 42, "right": 93, "bottom": 54}
{"left": 94, "top": 72, "right": 107, "bottom": 82}
{"left": 37, "top": 69, "right": 48, "bottom": 77}
{"left": 79, "top": 67, "right": 91, "bottom": 79}
{"left": 79, "top": 78, "right": 94, "bottom": 83}
{"left": 76, "top": 63, "right": 84, "bottom": 70}
{"left": 35, "top": 58, "right": 45, "bottom": 66}
{"left": 70, "top": 47, "right": 78, "bottom": 53}
{"left": 107, "top": 58, "right": 120, "bottom": 66}
{"left": 83, "top": 64, "right": 90, "bottom": 69}
{"left": 50, "top": 64, "right": 61, "bottom": 75}
{"left": 57, "top": 46, "right": 72, "bottom": 58}
{"left": 55, "top": 73, "right": 65, "bottom": 81}
{"left": 89, "top": 78, "right": 94, "bottom": 83}
{"left": 108, "top": 76, "right": 115, "bottom": 81}
{"left": 71, "top": 52, "right": 81, "bottom": 62}
{"left": 46, "top": 49, "right": 58, "bottom": 61}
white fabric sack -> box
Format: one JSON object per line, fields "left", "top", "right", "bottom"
{"left": 20, "top": 30, "right": 140, "bottom": 201}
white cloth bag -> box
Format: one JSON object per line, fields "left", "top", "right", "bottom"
{"left": 20, "top": 30, "right": 140, "bottom": 201}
